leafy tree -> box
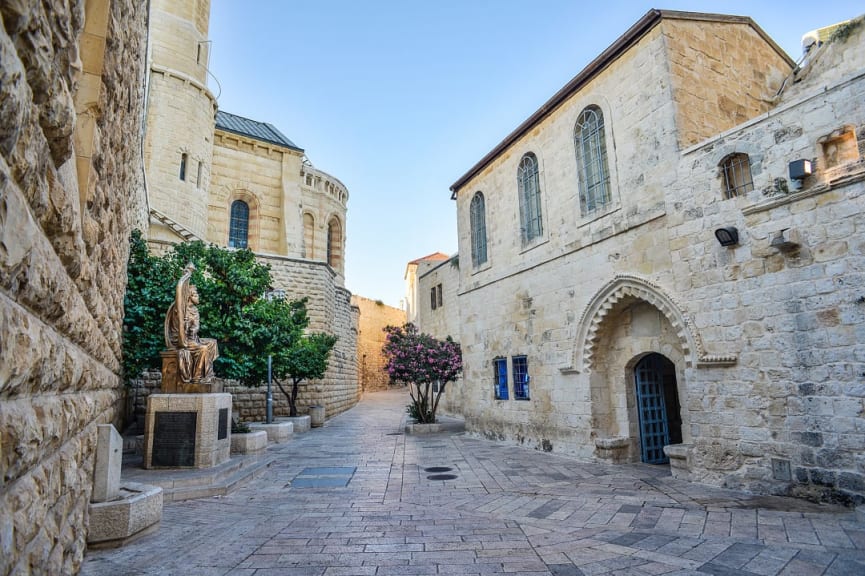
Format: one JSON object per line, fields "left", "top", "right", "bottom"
{"left": 381, "top": 323, "right": 462, "bottom": 423}
{"left": 122, "top": 230, "right": 178, "bottom": 382}
{"left": 122, "top": 234, "right": 336, "bottom": 404}
{"left": 272, "top": 332, "right": 338, "bottom": 417}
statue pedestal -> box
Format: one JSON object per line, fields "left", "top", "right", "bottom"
{"left": 160, "top": 350, "right": 222, "bottom": 393}
{"left": 143, "top": 393, "right": 232, "bottom": 469}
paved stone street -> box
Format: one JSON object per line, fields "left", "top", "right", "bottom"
{"left": 82, "top": 389, "right": 865, "bottom": 576}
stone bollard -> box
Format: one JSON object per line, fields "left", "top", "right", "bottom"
{"left": 309, "top": 405, "right": 325, "bottom": 428}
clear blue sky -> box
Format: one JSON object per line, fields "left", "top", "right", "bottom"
{"left": 208, "top": 1, "right": 861, "bottom": 308}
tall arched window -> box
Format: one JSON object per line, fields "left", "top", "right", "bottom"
{"left": 179, "top": 153, "right": 188, "bottom": 181}
{"left": 470, "top": 192, "right": 488, "bottom": 267}
{"left": 517, "top": 153, "right": 543, "bottom": 244}
{"left": 574, "top": 106, "right": 611, "bottom": 214}
{"left": 327, "top": 217, "right": 342, "bottom": 268}
{"left": 302, "top": 213, "right": 315, "bottom": 258}
{"left": 228, "top": 200, "right": 249, "bottom": 249}
{"left": 720, "top": 153, "right": 754, "bottom": 199}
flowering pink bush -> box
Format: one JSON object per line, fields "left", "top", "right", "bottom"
{"left": 382, "top": 323, "right": 462, "bottom": 423}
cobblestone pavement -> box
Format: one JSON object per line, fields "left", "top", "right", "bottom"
{"left": 82, "top": 389, "right": 865, "bottom": 576}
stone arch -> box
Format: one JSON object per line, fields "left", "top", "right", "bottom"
{"left": 572, "top": 274, "right": 735, "bottom": 373}
{"left": 302, "top": 211, "right": 315, "bottom": 259}
{"left": 226, "top": 189, "right": 261, "bottom": 251}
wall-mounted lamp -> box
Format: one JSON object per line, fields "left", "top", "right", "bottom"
{"left": 789, "top": 159, "right": 812, "bottom": 181}
{"left": 714, "top": 227, "right": 739, "bottom": 247}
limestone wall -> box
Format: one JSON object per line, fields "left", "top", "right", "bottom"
{"left": 352, "top": 295, "right": 406, "bottom": 392}
{"left": 671, "top": 27, "right": 865, "bottom": 500}
{"left": 662, "top": 16, "right": 793, "bottom": 149}
{"left": 0, "top": 0, "right": 147, "bottom": 573}
{"left": 450, "top": 12, "right": 865, "bottom": 503}
{"left": 208, "top": 131, "right": 301, "bottom": 253}
{"left": 143, "top": 0, "right": 217, "bottom": 243}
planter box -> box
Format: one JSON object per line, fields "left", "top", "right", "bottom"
{"left": 281, "top": 415, "right": 311, "bottom": 433}
{"left": 405, "top": 422, "right": 442, "bottom": 434}
{"left": 230, "top": 431, "right": 268, "bottom": 455}
{"left": 87, "top": 482, "right": 163, "bottom": 549}
{"left": 248, "top": 421, "right": 293, "bottom": 443}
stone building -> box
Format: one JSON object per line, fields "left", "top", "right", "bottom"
{"left": 445, "top": 10, "right": 865, "bottom": 503}
{"left": 141, "top": 0, "right": 359, "bottom": 419}
{"left": 1, "top": 1, "right": 149, "bottom": 573}
{"left": 352, "top": 295, "right": 406, "bottom": 392}
{"left": 404, "top": 252, "right": 449, "bottom": 324}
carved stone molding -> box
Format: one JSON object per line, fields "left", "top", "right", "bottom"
{"left": 562, "top": 274, "right": 736, "bottom": 373}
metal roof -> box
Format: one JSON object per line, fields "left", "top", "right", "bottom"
{"left": 215, "top": 110, "right": 303, "bottom": 151}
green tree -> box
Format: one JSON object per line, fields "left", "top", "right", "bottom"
{"left": 272, "top": 332, "right": 338, "bottom": 417}
{"left": 381, "top": 323, "right": 462, "bottom": 423}
{"left": 122, "top": 234, "right": 335, "bottom": 402}
{"left": 122, "top": 230, "right": 178, "bottom": 382}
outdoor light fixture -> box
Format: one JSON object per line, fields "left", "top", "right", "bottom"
{"left": 714, "top": 227, "right": 739, "bottom": 247}
{"left": 789, "top": 159, "right": 813, "bottom": 181}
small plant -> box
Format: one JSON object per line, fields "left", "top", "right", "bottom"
{"left": 231, "top": 418, "right": 250, "bottom": 434}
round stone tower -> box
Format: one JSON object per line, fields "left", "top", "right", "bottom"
{"left": 144, "top": 0, "right": 216, "bottom": 244}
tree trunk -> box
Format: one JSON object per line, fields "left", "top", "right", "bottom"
{"left": 290, "top": 378, "right": 302, "bottom": 417}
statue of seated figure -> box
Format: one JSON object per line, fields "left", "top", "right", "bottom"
{"left": 161, "top": 264, "right": 220, "bottom": 393}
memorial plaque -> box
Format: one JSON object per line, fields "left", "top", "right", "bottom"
{"left": 152, "top": 411, "right": 197, "bottom": 467}
{"left": 218, "top": 408, "right": 228, "bottom": 440}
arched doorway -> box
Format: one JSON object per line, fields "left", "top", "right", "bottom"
{"left": 634, "top": 353, "right": 682, "bottom": 464}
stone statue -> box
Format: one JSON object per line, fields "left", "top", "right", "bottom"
{"left": 161, "top": 264, "right": 220, "bottom": 392}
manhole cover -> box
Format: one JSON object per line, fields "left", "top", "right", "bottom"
{"left": 427, "top": 474, "right": 458, "bottom": 480}
{"left": 424, "top": 466, "right": 453, "bottom": 473}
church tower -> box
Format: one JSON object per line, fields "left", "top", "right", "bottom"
{"left": 144, "top": 0, "right": 217, "bottom": 243}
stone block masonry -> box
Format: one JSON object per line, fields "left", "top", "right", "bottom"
{"left": 0, "top": 0, "right": 148, "bottom": 574}
{"left": 352, "top": 295, "right": 406, "bottom": 392}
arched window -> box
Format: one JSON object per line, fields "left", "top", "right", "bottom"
{"left": 720, "top": 153, "right": 754, "bottom": 199}
{"left": 517, "top": 153, "right": 543, "bottom": 244}
{"left": 228, "top": 200, "right": 249, "bottom": 248}
{"left": 302, "top": 213, "right": 315, "bottom": 258}
{"left": 574, "top": 106, "right": 611, "bottom": 214}
{"left": 470, "top": 192, "right": 487, "bottom": 267}
{"left": 327, "top": 217, "right": 342, "bottom": 268}
{"left": 179, "top": 153, "right": 188, "bottom": 181}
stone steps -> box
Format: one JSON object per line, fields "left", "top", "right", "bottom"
{"left": 120, "top": 453, "right": 274, "bottom": 502}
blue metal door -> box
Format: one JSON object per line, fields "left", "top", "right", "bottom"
{"left": 635, "top": 354, "right": 671, "bottom": 464}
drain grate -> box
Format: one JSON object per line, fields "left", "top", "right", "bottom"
{"left": 427, "top": 474, "right": 458, "bottom": 481}
{"left": 424, "top": 466, "right": 453, "bottom": 473}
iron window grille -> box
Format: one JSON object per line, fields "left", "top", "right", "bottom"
{"left": 470, "top": 192, "right": 488, "bottom": 267}
{"left": 574, "top": 106, "right": 611, "bottom": 214}
{"left": 517, "top": 154, "right": 543, "bottom": 244}
{"left": 494, "top": 357, "right": 509, "bottom": 400}
{"left": 720, "top": 153, "right": 754, "bottom": 199}
{"left": 512, "top": 355, "right": 530, "bottom": 400}
{"left": 228, "top": 200, "right": 249, "bottom": 249}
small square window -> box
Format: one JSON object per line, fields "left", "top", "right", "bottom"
{"left": 512, "top": 356, "right": 530, "bottom": 400}
{"left": 493, "top": 358, "right": 508, "bottom": 400}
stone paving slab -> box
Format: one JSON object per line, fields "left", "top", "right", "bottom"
{"left": 82, "top": 389, "right": 865, "bottom": 576}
